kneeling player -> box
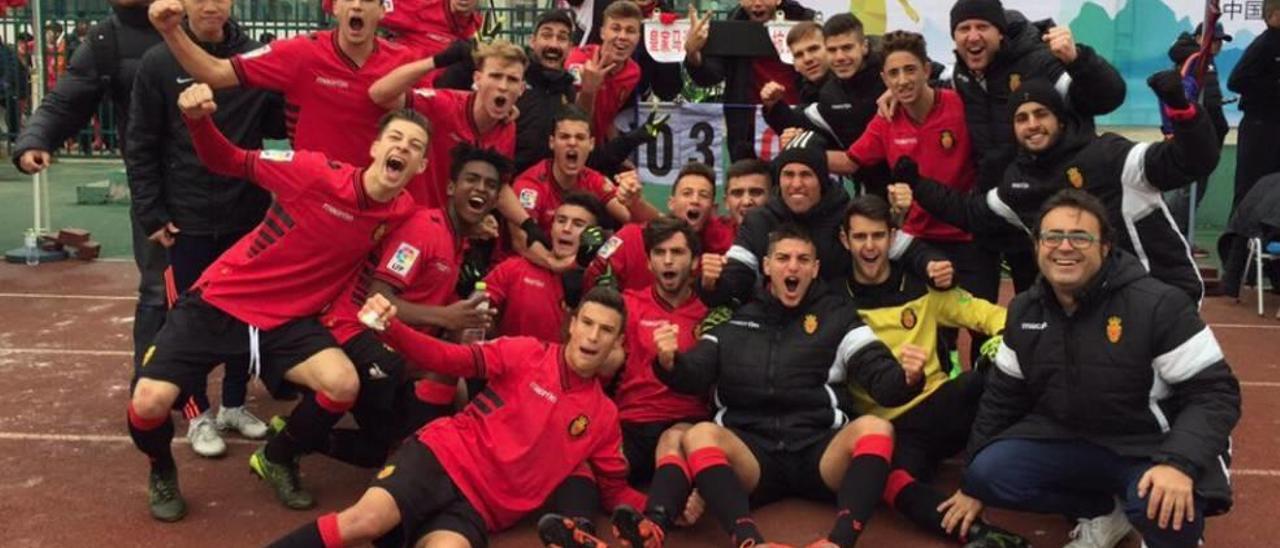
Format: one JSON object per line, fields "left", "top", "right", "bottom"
{"left": 271, "top": 287, "right": 645, "bottom": 547}
{"left": 127, "top": 84, "right": 424, "bottom": 520}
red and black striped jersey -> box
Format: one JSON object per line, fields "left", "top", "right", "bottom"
{"left": 405, "top": 88, "right": 516, "bottom": 208}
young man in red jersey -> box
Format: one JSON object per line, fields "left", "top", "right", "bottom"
{"left": 324, "top": 0, "right": 482, "bottom": 62}
{"left": 127, "top": 84, "right": 425, "bottom": 521}
{"left": 271, "top": 287, "right": 645, "bottom": 548}
{"left": 148, "top": 0, "right": 467, "bottom": 168}
{"left": 584, "top": 162, "right": 735, "bottom": 292}
{"left": 538, "top": 216, "right": 710, "bottom": 548}
{"left": 565, "top": 1, "right": 643, "bottom": 143}
{"left": 313, "top": 144, "right": 512, "bottom": 468}
{"left": 487, "top": 193, "right": 607, "bottom": 342}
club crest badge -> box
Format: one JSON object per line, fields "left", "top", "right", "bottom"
{"left": 1068, "top": 167, "right": 1085, "bottom": 189}
{"left": 1107, "top": 316, "right": 1123, "bottom": 343}
{"left": 804, "top": 314, "right": 818, "bottom": 334}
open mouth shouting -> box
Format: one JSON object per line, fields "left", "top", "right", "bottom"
{"left": 541, "top": 47, "right": 564, "bottom": 63}
{"left": 748, "top": 7, "right": 771, "bottom": 21}
{"left": 464, "top": 193, "right": 490, "bottom": 216}
{"left": 683, "top": 208, "right": 704, "bottom": 227}
{"left": 383, "top": 154, "right": 407, "bottom": 184}
{"left": 348, "top": 14, "right": 366, "bottom": 33}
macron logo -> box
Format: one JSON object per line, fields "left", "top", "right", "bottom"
{"left": 522, "top": 276, "right": 546, "bottom": 288}
{"left": 1021, "top": 322, "right": 1048, "bottom": 330}
{"left": 322, "top": 203, "right": 355, "bottom": 222}
{"left": 315, "top": 76, "right": 350, "bottom": 89}
{"left": 529, "top": 381, "right": 558, "bottom": 403}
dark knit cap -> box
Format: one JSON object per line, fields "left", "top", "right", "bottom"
{"left": 535, "top": 9, "right": 575, "bottom": 32}
{"left": 772, "top": 130, "right": 831, "bottom": 191}
{"left": 1007, "top": 78, "right": 1067, "bottom": 121}
{"left": 950, "top": 0, "right": 1007, "bottom": 35}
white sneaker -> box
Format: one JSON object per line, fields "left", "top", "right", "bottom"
{"left": 187, "top": 411, "right": 227, "bottom": 458}
{"left": 1064, "top": 500, "right": 1133, "bottom": 548}
{"left": 216, "top": 406, "right": 269, "bottom": 439}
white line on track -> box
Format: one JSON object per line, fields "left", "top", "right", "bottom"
{"left": 0, "top": 292, "right": 134, "bottom": 301}
{"left": 1210, "top": 323, "right": 1280, "bottom": 329}
{"left": 1241, "top": 381, "right": 1280, "bottom": 388}
{"left": 0, "top": 348, "right": 131, "bottom": 356}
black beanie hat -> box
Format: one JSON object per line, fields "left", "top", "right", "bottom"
{"left": 1007, "top": 78, "right": 1067, "bottom": 122}
{"left": 950, "top": 0, "right": 1007, "bottom": 35}
{"left": 772, "top": 130, "right": 831, "bottom": 192}
{"left": 534, "top": 9, "right": 576, "bottom": 33}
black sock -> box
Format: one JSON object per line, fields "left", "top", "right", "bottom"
{"left": 884, "top": 469, "right": 949, "bottom": 538}
{"left": 322, "top": 428, "right": 393, "bottom": 469}
{"left": 688, "top": 447, "right": 761, "bottom": 544}
{"left": 551, "top": 474, "right": 601, "bottom": 520}
{"left": 265, "top": 391, "right": 350, "bottom": 464}
{"left": 128, "top": 402, "right": 175, "bottom": 472}
{"left": 645, "top": 455, "right": 692, "bottom": 531}
{"left": 269, "top": 512, "right": 340, "bottom": 548}
{"left": 829, "top": 434, "right": 894, "bottom": 548}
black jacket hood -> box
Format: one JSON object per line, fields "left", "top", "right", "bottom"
{"left": 186, "top": 19, "right": 251, "bottom": 57}
{"left": 763, "top": 173, "right": 851, "bottom": 224}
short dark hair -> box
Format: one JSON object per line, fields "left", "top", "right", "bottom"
{"left": 602, "top": 0, "right": 643, "bottom": 23}
{"left": 786, "top": 21, "right": 824, "bottom": 47}
{"left": 535, "top": 9, "right": 576, "bottom": 33}
{"left": 554, "top": 104, "right": 593, "bottom": 131}
{"left": 559, "top": 191, "right": 606, "bottom": 226}
{"left": 448, "top": 143, "right": 514, "bottom": 185}
{"left": 642, "top": 215, "right": 702, "bottom": 257}
{"left": 881, "top": 30, "right": 929, "bottom": 67}
{"left": 823, "top": 13, "right": 865, "bottom": 38}
{"left": 1266, "top": 0, "right": 1280, "bottom": 19}
{"left": 726, "top": 158, "right": 772, "bottom": 184}
{"left": 377, "top": 108, "right": 432, "bottom": 138}
{"left": 1033, "top": 189, "right": 1114, "bottom": 246}
{"left": 766, "top": 223, "right": 815, "bottom": 254}
{"left": 672, "top": 162, "right": 718, "bottom": 200}
{"left": 843, "top": 194, "right": 897, "bottom": 230}
{"left": 577, "top": 286, "right": 627, "bottom": 327}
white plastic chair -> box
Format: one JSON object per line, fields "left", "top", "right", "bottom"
{"left": 1241, "top": 237, "right": 1280, "bottom": 317}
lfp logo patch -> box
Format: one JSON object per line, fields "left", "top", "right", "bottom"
{"left": 386, "top": 243, "right": 421, "bottom": 276}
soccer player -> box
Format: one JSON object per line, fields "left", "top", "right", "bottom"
{"left": 539, "top": 216, "right": 712, "bottom": 548}
{"left": 565, "top": 1, "right": 643, "bottom": 143}
{"left": 146, "top": 0, "right": 456, "bottom": 168}
{"left": 652, "top": 225, "right": 921, "bottom": 547}
{"left": 759, "top": 21, "right": 829, "bottom": 119}
{"left": 271, "top": 287, "right": 645, "bottom": 548}
{"left": 723, "top": 158, "right": 772, "bottom": 229}
{"left": 584, "top": 162, "right": 735, "bottom": 292}
{"left": 324, "top": 0, "right": 483, "bottom": 62}
{"left": 314, "top": 144, "right": 512, "bottom": 468}
{"left": 127, "top": 84, "right": 425, "bottom": 521}
{"left": 487, "top": 193, "right": 606, "bottom": 342}
{"left": 839, "top": 195, "right": 1028, "bottom": 547}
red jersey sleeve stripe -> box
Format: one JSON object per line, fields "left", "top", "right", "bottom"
{"left": 371, "top": 271, "right": 410, "bottom": 292}
{"left": 229, "top": 55, "right": 249, "bottom": 87}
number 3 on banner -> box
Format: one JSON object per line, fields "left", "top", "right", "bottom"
{"left": 690, "top": 122, "right": 714, "bottom": 166}
{"left": 645, "top": 123, "right": 716, "bottom": 177}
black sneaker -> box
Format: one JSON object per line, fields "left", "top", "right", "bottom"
{"left": 611, "top": 505, "right": 666, "bottom": 548}
{"left": 964, "top": 521, "right": 1031, "bottom": 548}
{"left": 148, "top": 467, "right": 187, "bottom": 522}
{"left": 249, "top": 447, "right": 315, "bottom": 509}
{"left": 537, "top": 513, "right": 608, "bottom": 548}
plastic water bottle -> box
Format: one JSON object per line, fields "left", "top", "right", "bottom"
{"left": 23, "top": 229, "right": 38, "bottom": 266}
{"left": 458, "top": 281, "right": 489, "bottom": 344}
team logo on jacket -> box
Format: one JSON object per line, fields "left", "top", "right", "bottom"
{"left": 1009, "top": 73, "right": 1022, "bottom": 92}
{"left": 901, "top": 307, "right": 918, "bottom": 329}
{"left": 1067, "top": 167, "right": 1085, "bottom": 189}
{"left": 1107, "top": 316, "right": 1123, "bottom": 343}
{"left": 377, "top": 465, "right": 395, "bottom": 479}
{"left": 372, "top": 222, "right": 388, "bottom": 243}
{"left": 939, "top": 130, "right": 955, "bottom": 151}
{"left": 569, "top": 414, "right": 590, "bottom": 438}
{"left": 803, "top": 314, "right": 818, "bottom": 334}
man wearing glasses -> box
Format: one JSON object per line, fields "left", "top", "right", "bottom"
{"left": 888, "top": 76, "right": 1219, "bottom": 304}
{"left": 959, "top": 189, "right": 1240, "bottom": 548}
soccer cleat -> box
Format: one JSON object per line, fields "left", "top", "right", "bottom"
{"left": 216, "top": 405, "right": 269, "bottom": 439}
{"left": 611, "top": 505, "right": 665, "bottom": 548}
{"left": 963, "top": 521, "right": 1032, "bottom": 548}
{"left": 187, "top": 410, "right": 227, "bottom": 458}
{"left": 249, "top": 447, "right": 315, "bottom": 510}
{"left": 1064, "top": 501, "right": 1132, "bottom": 548}
{"left": 537, "top": 513, "right": 608, "bottom": 548}
{"left": 147, "top": 467, "right": 187, "bottom": 522}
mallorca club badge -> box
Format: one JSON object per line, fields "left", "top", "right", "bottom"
{"left": 1107, "top": 316, "right": 1123, "bottom": 343}
{"left": 569, "top": 414, "right": 590, "bottom": 438}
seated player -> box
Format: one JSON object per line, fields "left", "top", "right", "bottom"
{"left": 270, "top": 287, "right": 646, "bottom": 548}
{"left": 840, "top": 195, "right": 1028, "bottom": 547}
{"left": 487, "top": 193, "right": 608, "bottom": 342}
{"left": 649, "top": 225, "right": 922, "bottom": 547}
{"left": 538, "top": 216, "right": 711, "bottom": 547}
{"left": 584, "top": 163, "right": 735, "bottom": 292}
{"left": 309, "top": 143, "right": 513, "bottom": 468}
{"left": 126, "top": 84, "right": 423, "bottom": 520}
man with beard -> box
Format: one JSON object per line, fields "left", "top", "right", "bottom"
{"left": 891, "top": 76, "right": 1219, "bottom": 304}
{"left": 127, "top": 0, "right": 282, "bottom": 458}
{"left": 516, "top": 9, "right": 579, "bottom": 172}
{"left": 948, "top": 0, "right": 1125, "bottom": 291}
{"left": 724, "top": 158, "right": 772, "bottom": 231}
{"left": 565, "top": 1, "right": 643, "bottom": 144}
{"left": 127, "top": 85, "right": 424, "bottom": 520}
{"left": 584, "top": 162, "right": 736, "bottom": 292}
{"left": 312, "top": 144, "right": 511, "bottom": 469}
{"left": 14, "top": 0, "right": 164, "bottom": 399}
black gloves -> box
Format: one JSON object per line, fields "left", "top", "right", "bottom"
{"left": 1148, "top": 70, "right": 1190, "bottom": 110}
{"left": 520, "top": 218, "right": 552, "bottom": 250}
{"left": 624, "top": 110, "right": 671, "bottom": 144}
{"left": 893, "top": 156, "right": 920, "bottom": 187}
{"left": 577, "top": 226, "right": 608, "bottom": 268}
{"left": 433, "top": 39, "right": 474, "bottom": 69}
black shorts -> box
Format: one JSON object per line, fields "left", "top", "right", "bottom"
{"left": 734, "top": 428, "right": 838, "bottom": 508}
{"left": 138, "top": 293, "right": 336, "bottom": 399}
{"left": 372, "top": 440, "right": 488, "bottom": 548}
{"left": 621, "top": 418, "right": 702, "bottom": 486}
{"left": 891, "top": 372, "right": 982, "bottom": 480}
{"left": 343, "top": 330, "right": 411, "bottom": 432}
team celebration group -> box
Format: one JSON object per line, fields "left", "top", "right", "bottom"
{"left": 16, "top": 0, "right": 1275, "bottom": 546}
